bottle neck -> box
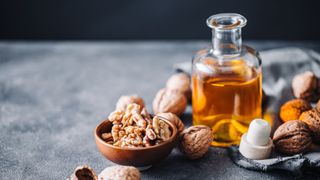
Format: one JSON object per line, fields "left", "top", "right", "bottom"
{"left": 211, "top": 28, "right": 242, "bottom": 56}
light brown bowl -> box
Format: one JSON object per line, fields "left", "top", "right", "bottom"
{"left": 94, "top": 118, "right": 178, "bottom": 168}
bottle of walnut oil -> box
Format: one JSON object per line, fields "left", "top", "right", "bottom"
{"left": 192, "top": 13, "right": 264, "bottom": 147}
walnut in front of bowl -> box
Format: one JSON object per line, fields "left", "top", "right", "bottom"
{"left": 273, "top": 120, "right": 312, "bottom": 155}
{"left": 68, "top": 164, "right": 140, "bottom": 180}
{"left": 178, "top": 125, "right": 213, "bottom": 159}
{"left": 99, "top": 165, "right": 140, "bottom": 180}
{"left": 279, "top": 99, "right": 312, "bottom": 122}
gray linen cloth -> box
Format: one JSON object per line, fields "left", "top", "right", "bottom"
{"left": 174, "top": 47, "right": 320, "bottom": 175}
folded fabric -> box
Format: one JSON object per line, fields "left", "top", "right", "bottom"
{"left": 174, "top": 47, "right": 320, "bottom": 175}
{"left": 228, "top": 146, "right": 320, "bottom": 176}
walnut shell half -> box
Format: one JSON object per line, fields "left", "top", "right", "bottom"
{"left": 299, "top": 109, "right": 320, "bottom": 143}
{"left": 178, "top": 125, "right": 212, "bottom": 159}
{"left": 156, "top": 112, "right": 185, "bottom": 134}
{"left": 279, "top": 99, "right": 312, "bottom": 122}
{"left": 273, "top": 120, "right": 312, "bottom": 155}
{"left": 68, "top": 164, "right": 98, "bottom": 180}
{"left": 152, "top": 88, "right": 187, "bottom": 116}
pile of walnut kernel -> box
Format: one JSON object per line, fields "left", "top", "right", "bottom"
{"left": 101, "top": 103, "right": 172, "bottom": 147}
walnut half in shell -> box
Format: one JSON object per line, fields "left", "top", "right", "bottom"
{"left": 68, "top": 164, "right": 98, "bottom": 180}
{"left": 68, "top": 165, "right": 140, "bottom": 180}
{"left": 156, "top": 112, "right": 185, "bottom": 134}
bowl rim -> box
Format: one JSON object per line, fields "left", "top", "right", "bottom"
{"left": 94, "top": 116, "right": 178, "bottom": 150}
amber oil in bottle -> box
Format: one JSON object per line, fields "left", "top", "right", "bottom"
{"left": 192, "top": 14, "right": 263, "bottom": 147}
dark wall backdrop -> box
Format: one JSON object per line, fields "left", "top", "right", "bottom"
{"left": 0, "top": 0, "right": 319, "bottom": 40}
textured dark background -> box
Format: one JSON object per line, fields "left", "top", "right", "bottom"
{"left": 1, "top": 0, "right": 320, "bottom": 40}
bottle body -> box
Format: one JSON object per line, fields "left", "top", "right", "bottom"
{"left": 192, "top": 14, "right": 264, "bottom": 147}
{"left": 192, "top": 46, "right": 262, "bottom": 147}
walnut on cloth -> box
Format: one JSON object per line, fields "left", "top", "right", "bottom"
{"left": 292, "top": 71, "right": 320, "bottom": 102}
{"left": 299, "top": 109, "right": 320, "bottom": 143}
{"left": 273, "top": 120, "right": 312, "bottom": 155}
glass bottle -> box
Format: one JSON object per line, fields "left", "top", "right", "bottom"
{"left": 192, "top": 13, "right": 263, "bottom": 147}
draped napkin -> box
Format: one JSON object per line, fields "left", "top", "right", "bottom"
{"left": 174, "top": 47, "right": 320, "bottom": 175}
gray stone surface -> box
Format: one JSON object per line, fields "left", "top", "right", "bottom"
{"left": 0, "top": 41, "right": 320, "bottom": 180}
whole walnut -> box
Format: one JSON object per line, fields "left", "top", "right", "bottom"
{"left": 179, "top": 125, "right": 212, "bottom": 159}
{"left": 116, "top": 95, "right": 145, "bottom": 111}
{"left": 292, "top": 71, "right": 319, "bottom": 102}
{"left": 153, "top": 88, "right": 187, "bottom": 116}
{"left": 299, "top": 109, "right": 320, "bottom": 143}
{"left": 99, "top": 165, "right": 140, "bottom": 180}
{"left": 273, "top": 120, "right": 312, "bottom": 155}
{"left": 68, "top": 164, "right": 98, "bottom": 180}
{"left": 279, "top": 99, "right": 312, "bottom": 122}
{"left": 156, "top": 112, "right": 185, "bottom": 134}
{"left": 166, "top": 73, "right": 191, "bottom": 100}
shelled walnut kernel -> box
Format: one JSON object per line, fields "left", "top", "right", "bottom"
{"left": 102, "top": 103, "right": 172, "bottom": 147}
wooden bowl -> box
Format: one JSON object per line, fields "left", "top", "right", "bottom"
{"left": 94, "top": 118, "right": 178, "bottom": 168}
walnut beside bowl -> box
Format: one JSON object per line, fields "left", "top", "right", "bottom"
{"left": 94, "top": 118, "right": 178, "bottom": 169}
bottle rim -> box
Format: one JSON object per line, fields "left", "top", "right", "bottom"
{"left": 206, "top": 13, "right": 247, "bottom": 30}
